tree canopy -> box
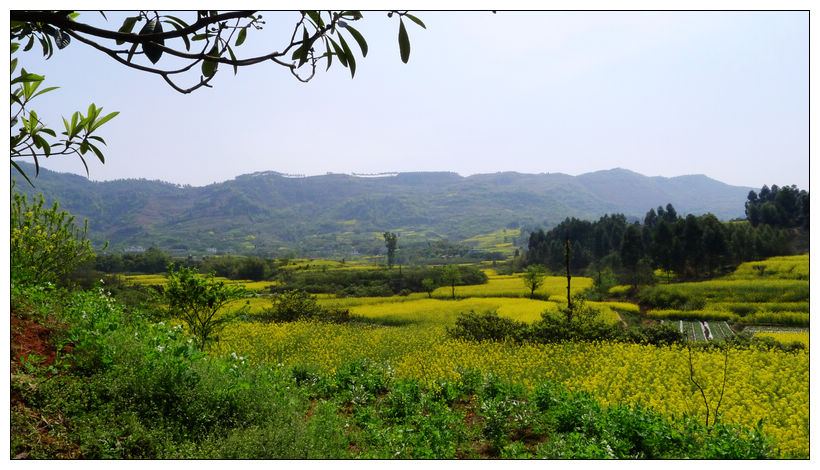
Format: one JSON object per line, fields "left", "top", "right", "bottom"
{"left": 10, "top": 10, "right": 425, "bottom": 93}
{"left": 10, "top": 10, "right": 425, "bottom": 183}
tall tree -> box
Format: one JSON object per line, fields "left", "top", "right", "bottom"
{"left": 620, "top": 223, "right": 645, "bottom": 286}
{"left": 442, "top": 265, "right": 461, "bottom": 299}
{"left": 522, "top": 264, "right": 547, "bottom": 299}
{"left": 383, "top": 231, "right": 398, "bottom": 269}
{"left": 682, "top": 214, "right": 704, "bottom": 278}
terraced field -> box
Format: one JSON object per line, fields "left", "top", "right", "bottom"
{"left": 642, "top": 255, "right": 809, "bottom": 328}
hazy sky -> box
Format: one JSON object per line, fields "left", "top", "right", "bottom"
{"left": 14, "top": 10, "right": 809, "bottom": 189}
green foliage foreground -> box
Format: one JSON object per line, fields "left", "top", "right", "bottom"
{"left": 11, "top": 282, "right": 778, "bottom": 459}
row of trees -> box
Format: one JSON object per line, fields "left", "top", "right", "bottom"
{"left": 528, "top": 198, "right": 800, "bottom": 284}
{"left": 745, "top": 184, "right": 808, "bottom": 229}
{"left": 94, "top": 249, "right": 277, "bottom": 280}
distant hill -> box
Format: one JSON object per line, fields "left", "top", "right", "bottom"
{"left": 11, "top": 163, "right": 754, "bottom": 257}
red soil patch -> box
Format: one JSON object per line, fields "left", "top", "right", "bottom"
{"left": 10, "top": 311, "right": 80, "bottom": 459}
{"left": 10, "top": 312, "right": 62, "bottom": 374}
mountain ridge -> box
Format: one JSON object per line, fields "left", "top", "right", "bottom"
{"left": 11, "top": 162, "right": 754, "bottom": 257}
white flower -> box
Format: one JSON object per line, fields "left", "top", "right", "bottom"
{"left": 156, "top": 345, "right": 164, "bottom": 352}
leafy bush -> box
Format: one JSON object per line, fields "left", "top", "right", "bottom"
{"left": 639, "top": 286, "right": 704, "bottom": 310}
{"left": 164, "top": 264, "right": 248, "bottom": 349}
{"left": 258, "top": 289, "right": 350, "bottom": 323}
{"left": 448, "top": 301, "right": 685, "bottom": 347}
{"left": 622, "top": 323, "right": 685, "bottom": 346}
{"left": 446, "top": 310, "right": 529, "bottom": 343}
{"left": 276, "top": 265, "right": 488, "bottom": 297}
{"left": 11, "top": 187, "right": 94, "bottom": 285}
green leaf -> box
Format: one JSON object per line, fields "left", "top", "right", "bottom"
{"left": 77, "top": 154, "right": 89, "bottom": 176}
{"left": 202, "top": 45, "right": 219, "bottom": 78}
{"left": 341, "top": 11, "right": 363, "bottom": 20}
{"left": 23, "top": 36, "right": 34, "bottom": 51}
{"left": 298, "top": 27, "right": 311, "bottom": 66}
{"left": 11, "top": 72, "right": 44, "bottom": 85}
{"left": 305, "top": 11, "right": 322, "bottom": 26}
{"left": 329, "top": 38, "right": 347, "bottom": 67}
{"left": 33, "top": 134, "right": 51, "bottom": 155}
{"left": 53, "top": 30, "right": 71, "bottom": 49}
{"left": 87, "top": 103, "right": 99, "bottom": 121}
{"left": 70, "top": 112, "right": 79, "bottom": 134}
{"left": 324, "top": 38, "right": 333, "bottom": 71}
{"left": 398, "top": 19, "right": 410, "bottom": 63}
{"left": 235, "top": 27, "right": 247, "bottom": 47}
{"left": 117, "top": 16, "right": 139, "bottom": 45}
{"left": 140, "top": 18, "right": 165, "bottom": 64}
{"left": 126, "top": 42, "right": 138, "bottom": 63}
{"left": 32, "top": 86, "right": 58, "bottom": 99}
{"left": 77, "top": 116, "right": 92, "bottom": 132}
{"left": 404, "top": 14, "right": 426, "bottom": 29}
{"left": 227, "top": 45, "right": 238, "bottom": 75}
{"left": 164, "top": 19, "right": 190, "bottom": 51}
{"left": 10, "top": 159, "right": 35, "bottom": 187}
{"left": 345, "top": 26, "right": 368, "bottom": 57}
{"left": 11, "top": 57, "right": 17, "bottom": 75}
{"left": 163, "top": 15, "right": 190, "bottom": 28}
{"left": 10, "top": 43, "right": 19, "bottom": 54}
{"left": 338, "top": 34, "right": 356, "bottom": 77}
{"left": 88, "top": 142, "right": 105, "bottom": 163}
{"left": 41, "top": 36, "right": 52, "bottom": 58}
{"left": 89, "top": 111, "right": 118, "bottom": 132}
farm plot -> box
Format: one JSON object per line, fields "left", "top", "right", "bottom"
{"left": 726, "top": 254, "right": 809, "bottom": 280}
{"left": 705, "top": 321, "right": 735, "bottom": 341}
{"left": 754, "top": 332, "right": 809, "bottom": 347}
{"left": 678, "top": 320, "right": 733, "bottom": 343}
{"left": 432, "top": 274, "right": 592, "bottom": 299}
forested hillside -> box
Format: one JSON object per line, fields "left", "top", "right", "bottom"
{"left": 12, "top": 163, "right": 753, "bottom": 256}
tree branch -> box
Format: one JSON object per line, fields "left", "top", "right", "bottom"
{"left": 11, "top": 10, "right": 257, "bottom": 44}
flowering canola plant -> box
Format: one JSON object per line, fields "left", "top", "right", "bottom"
{"left": 217, "top": 320, "right": 808, "bottom": 457}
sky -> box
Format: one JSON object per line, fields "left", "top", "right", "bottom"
{"left": 12, "top": 9, "right": 810, "bottom": 189}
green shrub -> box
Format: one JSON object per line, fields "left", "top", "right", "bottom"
{"left": 639, "top": 286, "right": 704, "bottom": 310}
{"left": 383, "top": 379, "right": 422, "bottom": 420}
{"left": 11, "top": 187, "right": 95, "bottom": 285}
{"left": 446, "top": 310, "right": 529, "bottom": 343}
{"left": 259, "top": 289, "right": 351, "bottom": 323}
{"left": 623, "top": 323, "right": 685, "bottom": 346}
{"left": 164, "top": 264, "right": 248, "bottom": 350}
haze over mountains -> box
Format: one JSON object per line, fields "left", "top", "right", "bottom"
{"left": 12, "top": 163, "right": 754, "bottom": 257}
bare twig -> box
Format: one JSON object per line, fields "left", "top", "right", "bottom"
{"left": 712, "top": 346, "right": 730, "bottom": 425}
{"left": 687, "top": 345, "right": 710, "bottom": 428}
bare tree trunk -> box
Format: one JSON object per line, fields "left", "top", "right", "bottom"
{"left": 565, "top": 233, "right": 572, "bottom": 321}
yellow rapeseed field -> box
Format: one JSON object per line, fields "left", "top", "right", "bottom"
{"left": 215, "top": 321, "right": 808, "bottom": 457}
{"left": 124, "top": 274, "right": 275, "bottom": 292}
{"left": 347, "top": 297, "right": 561, "bottom": 325}
{"left": 726, "top": 254, "right": 809, "bottom": 280}
{"left": 754, "top": 332, "right": 809, "bottom": 347}
{"left": 433, "top": 274, "right": 592, "bottom": 299}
